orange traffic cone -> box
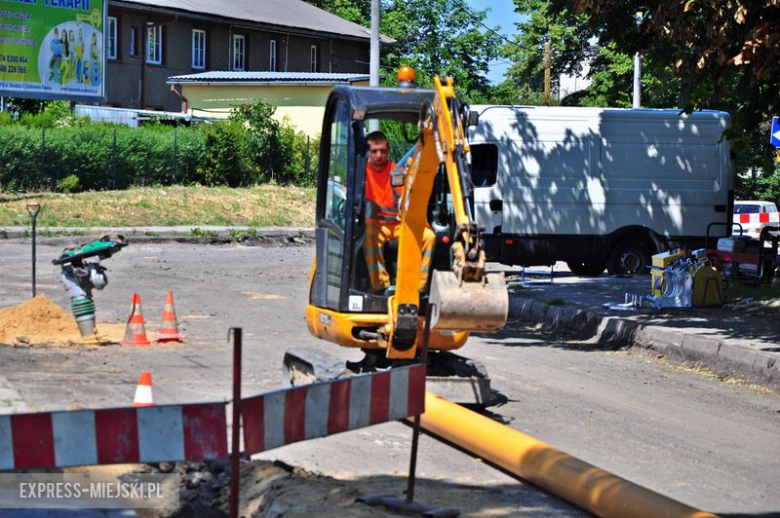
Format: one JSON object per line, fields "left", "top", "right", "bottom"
{"left": 156, "top": 290, "right": 186, "bottom": 344}
{"left": 121, "top": 293, "right": 151, "bottom": 346}
{"left": 133, "top": 371, "right": 154, "bottom": 407}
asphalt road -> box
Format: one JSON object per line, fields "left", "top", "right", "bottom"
{"left": 1, "top": 240, "right": 778, "bottom": 516}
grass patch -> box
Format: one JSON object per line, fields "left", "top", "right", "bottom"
{"left": 723, "top": 281, "right": 780, "bottom": 302}
{"left": 0, "top": 186, "right": 316, "bottom": 228}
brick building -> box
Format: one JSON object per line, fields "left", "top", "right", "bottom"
{"left": 105, "top": 0, "right": 387, "bottom": 111}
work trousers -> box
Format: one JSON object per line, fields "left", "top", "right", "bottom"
{"left": 363, "top": 221, "right": 436, "bottom": 293}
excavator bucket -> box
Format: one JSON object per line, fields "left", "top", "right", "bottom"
{"left": 428, "top": 270, "right": 509, "bottom": 331}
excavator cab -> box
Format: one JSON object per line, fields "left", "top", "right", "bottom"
{"left": 307, "top": 86, "right": 465, "bottom": 351}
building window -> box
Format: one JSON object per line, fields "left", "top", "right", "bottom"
{"left": 146, "top": 24, "right": 162, "bottom": 65}
{"left": 310, "top": 44, "right": 318, "bottom": 72}
{"left": 192, "top": 29, "right": 206, "bottom": 69}
{"left": 129, "top": 27, "right": 137, "bottom": 57}
{"left": 269, "top": 39, "right": 277, "bottom": 72}
{"left": 233, "top": 35, "right": 245, "bottom": 71}
{"left": 107, "top": 17, "right": 118, "bottom": 59}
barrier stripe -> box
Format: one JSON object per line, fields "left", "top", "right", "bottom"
{"left": 327, "top": 379, "right": 350, "bottom": 435}
{"left": 264, "top": 391, "right": 286, "bottom": 451}
{"left": 408, "top": 365, "right": 426, "bottom": 417}
{"left": 348, "top": 375, "right": 371, "bottom": 430}
{"left": 388, "top": 367, "right": 409, "bottom": 421}
{"left": 370, "top": 371, "right": 391, "bottom": 425}
{"left": 284, "top": 389, "right": 307, "bottom": 444}
{"left": 0, "top": 402, "right": 227, "bottom": 470}
{"left": 242, "top": 396, "right": 265, "bottom": 454}
{"left": 138, "top": 406, "right": 185, "bottom": 463}
{"left": 242, "top": 364, "right": 426, "bottom": 456}
{"left": 735, "top": 212, "right": 780, "bottom": 225}
{"left": 53, "top": 410, "right": 97, "bottom": 467}
{"left": 0, "top": 416, "right": 14, "bottom": 471}
{"left": 183, "top": 403, "right": 228, "bottom": 460}
{"left": 304, "top": 382, "right": 330, "bottom": 440}
{"left": 95, "top": 408, "right": 139, "bottom": 464}
{"left": 13, "top": 413, "right": 55, "bottom": 469}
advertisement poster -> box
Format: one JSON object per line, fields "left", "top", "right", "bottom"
{"left": 0, "top": 0, "right": 105, "bottom": 101}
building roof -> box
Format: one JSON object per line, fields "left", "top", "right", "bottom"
{"left": 167, "top": 71, "right": 371, "bottom": 85}
{"left": 111, "top": 0, "right": 393, "bottom": 43}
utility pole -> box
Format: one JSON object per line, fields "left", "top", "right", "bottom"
{"left": 544, "top": 41, "right": 551, "bottom": 106}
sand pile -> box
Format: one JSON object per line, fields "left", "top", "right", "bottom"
{"left": 0, "top": 296, "right": 124, "bottom": 346}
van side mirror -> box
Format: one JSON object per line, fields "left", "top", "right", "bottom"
{"left": 467, "top": 111, "right": 480, "bottom": 127}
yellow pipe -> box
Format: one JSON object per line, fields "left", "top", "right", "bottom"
{"left": 418, "top": 392, "right": 717, "bottom": 518}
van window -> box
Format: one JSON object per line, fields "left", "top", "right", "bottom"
{"left": 470, "top": 144, "right": 498, "bottom": 187}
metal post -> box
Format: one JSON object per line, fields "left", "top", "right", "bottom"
{"left": 405, "top": 305, "right": 432, "bottom": 504}
{"left": 26, "top": 202, "right": 41, "bottom": 298}
{"left": 40, "top": 127, "right": 46, "bottom": 180}
{"left": 174, "top": 125, "right": 179, "bottom": 182}
{"left": 633, "top": 11, "right": 644, "bottom": 109}
{"left": 368, "top": 0, "right": 380, "bottom": 132}
{"left": 229, "top": 327, "right": 242, "bottom": 518}
{"left": 112, "top": 129, "right": 117, "bottom": 188}
{"left": 305, "top": 136, "right": 310, "bottom": 178}
{"left": 633, "top": 52, "right": 642, "bottom": 108}
{"left": 370, "top": 0, "right": 379, "bottom": 87}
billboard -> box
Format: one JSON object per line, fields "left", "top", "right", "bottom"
{"left": 0, "top": 0, "right": 106, "bottom": 101}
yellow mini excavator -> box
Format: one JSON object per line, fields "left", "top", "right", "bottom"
{"left": 285, "top": 70, "right": 509, "bottom": 405}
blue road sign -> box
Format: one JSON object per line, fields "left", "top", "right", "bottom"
{"left": 771, "top": 117, "right": 780, "bottom": 148}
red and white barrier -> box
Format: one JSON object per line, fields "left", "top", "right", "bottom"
{"left": 242, "top": 364, "right": 426, "bottom": 455}
{"left": 734, "top": 212, "right": 780, "bottom": 225}
{"left": 0, "top": 402, "right": 227, "bottom": 470}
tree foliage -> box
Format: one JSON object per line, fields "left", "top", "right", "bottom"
{"left": 502, "top": 0, "right": 593, "bottom": 95}
{"left": 302, "top": 0, "right": 370, "bottom": 24}
{"left": 380, "top": 0, "right": 502, "bottom": 96}
{"left": 305, "top": 0, "right": 502, "bottom": 98}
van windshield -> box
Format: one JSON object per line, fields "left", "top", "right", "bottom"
{"left": 734, "top": 204, "right": 759, "bottom": 214}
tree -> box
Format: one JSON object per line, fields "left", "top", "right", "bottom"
{"left": 303, "top": 0, "right": 370, "bottom": 25}
{"left": 502, "top": 0, "right": 594, "bottom": 97}
{"left": 379, "top": 0, "right": 503, "bottom": 97}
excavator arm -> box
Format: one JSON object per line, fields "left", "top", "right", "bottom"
{"left": 384, "top": 76, "right": 508, "bottom": 359}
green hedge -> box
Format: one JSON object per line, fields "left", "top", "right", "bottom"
{"left": 0, "top": 118, "right": 318, "bottom": 192}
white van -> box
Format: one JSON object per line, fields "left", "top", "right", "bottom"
{"left": 733, "top": 200, "right": 779, "bottom": 238}
{"left": 468, "top": 106, "right": 734, "bottom": 275}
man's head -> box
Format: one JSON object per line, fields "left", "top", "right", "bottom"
{"left": 366, "top": 131, "right": 389, "bottom": 173}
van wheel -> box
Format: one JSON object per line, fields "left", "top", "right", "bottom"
{"left": 607, "top": 241, "right": 651, "bottom": 275}
{"left": 566, "top": 261, "right": 606, "bottom": 277}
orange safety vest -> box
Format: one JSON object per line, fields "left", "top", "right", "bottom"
{"left": 365, "top": 161, "right": 402, "bottom": 224}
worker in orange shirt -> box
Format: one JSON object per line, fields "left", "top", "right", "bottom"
{"left": 363, "top": 131, "right": 436, "bottom": 294}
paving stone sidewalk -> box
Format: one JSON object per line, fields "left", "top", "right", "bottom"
{"left": 504, "top": 266, "right": 780, "bottom": 386}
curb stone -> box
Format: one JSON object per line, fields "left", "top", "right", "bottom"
{"left": 508, "top": 294, "right": 779, "bottom": 384}
{"left": 0, "top": 226, "right": 316, "bottom": 245}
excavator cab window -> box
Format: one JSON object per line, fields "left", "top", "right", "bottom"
{"left": 311, "top": 95, "right": 353, "bottom": 310}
